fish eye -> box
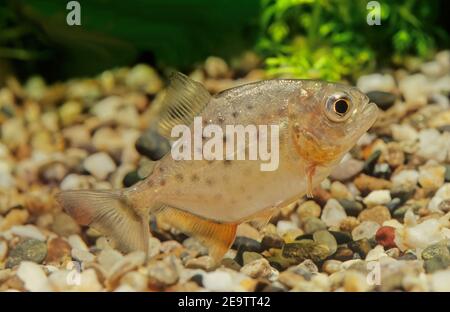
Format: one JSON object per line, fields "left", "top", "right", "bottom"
{"left": 325, "top": 94, "right": 353, "bottom": 122}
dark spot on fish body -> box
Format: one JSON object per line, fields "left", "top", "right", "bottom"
{"left": 205, "top": 178, "right": 214, "bottom": 186}
{"left": 191, "top": 174, "right": 200, "bottom": 182}
{"left": 175, "top": 173, "right": 184, "bottom": 182}
{"left": 224, "top": 159, "right": 232, "bottom": 166}
{"left": 232, "top": 111, "right": 239, "bottom": 118}
{"left": 159, "top": 179, "right": 166, "bottom": 186}
{"left": 246, "top": 104, "right": 253, "bottom": 110}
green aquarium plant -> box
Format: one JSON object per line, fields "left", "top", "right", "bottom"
{"left": 258, "top": 0, "right": 447, "bottom": 81}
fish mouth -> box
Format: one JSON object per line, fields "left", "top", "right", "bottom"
{"left": 360, "top": 101, "right": 379, "bottom": 130}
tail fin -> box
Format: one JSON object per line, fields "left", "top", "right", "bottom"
{"left": 55, "top": 190, "right": 149, "bottom": 254}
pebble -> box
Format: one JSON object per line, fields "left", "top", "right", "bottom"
{"left": 366, "top": 91, "right": 396, "bottom": 110}
{"left": 221, "top": 258, "right": 242, "bottom": 271}
{"left": 135, "top": 128, "right": 170, "bottom": 161}
{"left": 338, "top": 199, "right": 363, "bottom": 216}
{"left": 50, "top": 212, "right": 80, "bottom": 237}
{"left": 312, "top": 230, "right": 337, "bottom": 257}
{"left": 391, "top": 170, "right": 419, "bottom": 192}
{"left": 261, "top": 234, "right": 284, "bottom": 250}
{"left": 430, "top": 270, "right": 450, "bottom": 291}
{"left": 375, "top": 226, "right": 397, "bottom": 249}
{"left": 276, "top": 220, "right": 298, "bottom": 235}
{"left": 185, "top": 256, "right": 216, "bottom": 271}
{"left": 339, "top": 217, "right": 361, "bottom": 232}
{"left": 45, "top": 237, "right": 71, "bottom": 264}
{"left": 0, "top": 239, "right": 8, "bottom": 261}
{"left": 428, "top": 183, "right": 450, "bottom": 212}
{"left": 418, "top": 163, "right": 446, "bottom": 190}
{"left": 83, "top": 152, "right": 117, "bottom": 180}
{"left": 343, "top": 270, "right": 373, "bottom": 292}
{"left": 67, "top": 235, "right": 89, "bottom": 251}
{"left": 119, "top": 271, "right": 148, "bottom": 291}
{"left": 321, "top": 199, "right": 347, "bottom": 227}
{"left": 71, "top": 248, "right": 95, "bottom": 263}
{"left": 125, "top": 64, "right": 163, "bottom": 94}
{"left": 203, "top": 271, "right": 233, "bottom": 291}
{"left": 391, "top": 124, "right": 419, "bottom": 142}
{"left": 183, "top": 237, "right": 208, "bottom": 256}
{"left": 231, "top": 237, "right": 262, "bottom": 253}
{"left": 147, "top": 258, "right": 179, "bottom": 288}
{"left": 333, "top": 247, "right": 354, "bottom": 261}
{"left": 351, "top": 221, "right": 380, "bottom": 241}
{"left": 399, "top": 74, "right": 429, "bottom": 105}
{"left": 17, "top": 261, "right": 51, "bottom": 292}
{"left": 282, "top": 240, "right": 329, "bottom": 263}
{"left": 296, "top": 200, "right": 321, "bottom": 221}
{"left": 363, "top": 190, "right": 391, "bottom": 207}
{"left": 330, "top": 181, "right": 353, "bottom": 200}
{"left": 9, "top": 225, "right": 46, "bottom": 241}
{"left": 322, "top": 260, "right": 343, "bottom": 274}
{"left": 122, "top": 170, "right": 143, "bottom": 187}
{"left": 329, "top": 158, "right": 364, "bottom": 181}
{"left": 417, "top": 129, "right": 450, "bottom": 162}
{"left": 0, "top": 209, "right": 29, "bottom": 232}
{"left": 424, "top": 255, "right": 450, "bottom": 273}
{"left": 204, "top": 57, "right": 229, "bottom": 78}
{"left": 6, "top": 239, "right": 48, "bottom": 268}
{"left": 358, "top": 205, "right": 391, "bottom": 225}
{"left": 356, "top": 74, "right": 396, "bottom": 93}
{"left": 240, "top": 258, "right": 278, "bottom": 280}
{"left": 302, "top": 217, "right": 327, "bottom": 234}
{"left": 395, "top": 217, "right": 446, "bottom": 251}
{"left": 354, "top": 174, "right": 392, "bottom": 195}
{"left": 348, "top": 239, "right": 372, "bottom": 258}
{"left": 362, "top": 150, "right": 382, "bottom": 175}
{"left": 98, "top": 249, "right": 124, "bottom": 273}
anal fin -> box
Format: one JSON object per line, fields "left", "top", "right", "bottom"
{"left": 155, "top": 206, "right": 237, "bottom": 263}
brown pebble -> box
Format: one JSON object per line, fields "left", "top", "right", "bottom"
{"left": 354, "top": 174, "right": 392, "bottom": 195}
{"left": 357, "top": 205, "right": 391, "bottom": 225}
{"left": 46, "top": 237, "right": 72, "bottom": 264}
{"left": 339, "top": 217, "right": 360, "bottom": 233}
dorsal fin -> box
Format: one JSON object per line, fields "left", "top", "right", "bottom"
{"left": 157, "top": 72, "right": 211, "bottom": 139}
{"left": 155, "top": 205, "right": 237, "bottom": 264}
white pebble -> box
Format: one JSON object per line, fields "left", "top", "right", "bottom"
{"left": 83, "top": 152, "right": 116, "bottom": 180}
{"left": 0, "top": 161, "right": 14, "bottom": 188}
{"left": 276, "top": 220, "right": 298, "bottom": 235}
{"left": 352, "top": 221, "right": 380, "bottom": 241}
{"left": 356, "top": 73, "right": 396, "bottom": 93}
{"left": 17, "top": 261, "right": 52, "bottom": 292}
{"left": 391, "top": 124, "right": 418, "bottom": 142}
{"left": 363, "top": 190, "right": 391, "bottom": 207}
{"left": 0, "top": 240, "right": 8, "bottom": 261}
{"left": 9, "top": 225, "right": 46, "bottom": 241}
{"left": 417, "top": 129, "right": 450, "bottom": 162}
{"left": 203, "top": 271, "right": 233, "bottom": 291}
{"left": 71, "top": 248, "right": 95, "bottom": 263}
{"left": 391, "top": 170, "right": 419, "bottom": 190}
{"left": 428, "top": 183, "right": 450, "bottom": 212}
{"left": 321, "top": 199, "right": 347, "bottom": 227}
{"left": 399, "top": 74, "right": 429, "bottom": 104}
{"left": 68, "top": 234, "right": 89, "bottom": 251}
{"left": 430, "top": 270, "right": 450, "bottom": 291}
{"left": 365, "top": 245, "right": 387, "bottom": 261}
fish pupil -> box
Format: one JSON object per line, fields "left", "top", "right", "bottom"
{"left": 334, "top": 99, "right": 349, "bottom": 115}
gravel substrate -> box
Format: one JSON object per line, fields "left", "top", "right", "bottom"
{"left": 1, "top": 51, "right": 450, "bottom": 292}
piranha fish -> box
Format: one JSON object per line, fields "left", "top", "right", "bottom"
{"left": 56, "top": 73, "right": 378, "bottom": 262}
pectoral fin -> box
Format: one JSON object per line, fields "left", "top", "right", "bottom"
{"left": 155, "top": 206, "right": 237, "bottom": 263}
